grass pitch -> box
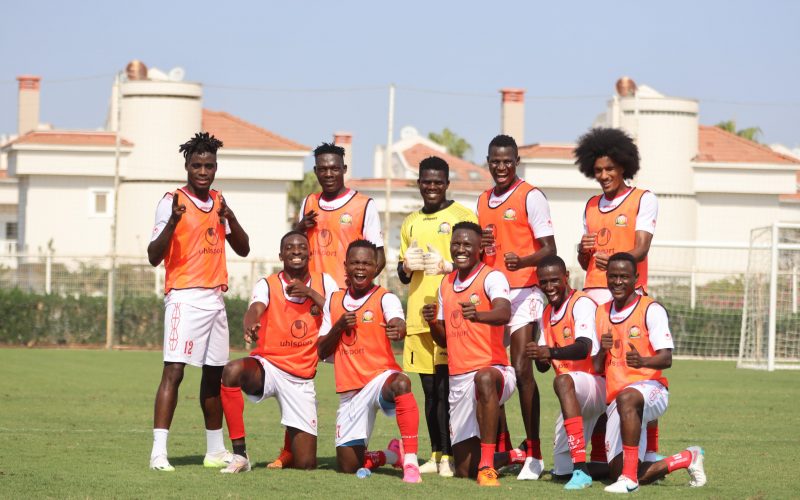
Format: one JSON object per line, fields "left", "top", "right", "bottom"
{"left": 0, "top": 349, "right": 797, "bottom": 499}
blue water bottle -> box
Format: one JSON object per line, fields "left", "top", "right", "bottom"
{"left": 356, "top": 467, "right": 371, "bottom": 479}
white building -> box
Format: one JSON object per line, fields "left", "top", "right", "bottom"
{"left": 1, "top": 64, "right": 309, "bottom": 261}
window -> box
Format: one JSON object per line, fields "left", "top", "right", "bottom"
{"left": 5, "top": 222, "right": 17, "bottom": 240}
{"left": 89, "top": 188, "right": 114, "bottom": 217}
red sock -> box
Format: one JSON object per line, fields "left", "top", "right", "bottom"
{"left": 646, "top": 424, "right": 659, "bottom": 453}
{"left": 363, "top": 450, "right": 387, "bottom": 470}
{"left": 220, "top": 385, "right": 245, "bottom": 440}
{"left": 394, "top": 392, "right": 419, "bottom": 454}
{"left": 666, "top": 450, "right": 692, "bottom": 472}
{"left": 622, "top": 445, "right": 639, "bottom": 482}
{"left": 508, "top": 448, "right": 526, "bottom": 465}
{"left": 564, "top": 417, "right": 586, "bottom": 464}
{"left": 495, "top": 431, "right": 511, "bottom": 452}
{"left": 480, "top": 443, "right": 495, "bottom": 469}
{"left": 590, "top": 431, "right": 606, "bottom": 462}
{"left": 527, "top": 439, "right": 542, "bottom": 460}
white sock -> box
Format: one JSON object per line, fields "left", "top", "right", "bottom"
{"left": 152, "top": 428, "right": 169, "bottom": 458}
{"left": 384, "top": 449, "right": 399, "bottom": 465}
{"left": 403, "top": 453, "right": 418, "bottom": 467}
{"left": 206, "top": 428, "right": 225, "bottom": 455}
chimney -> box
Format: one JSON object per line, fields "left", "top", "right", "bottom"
{"left": 333, "top": 131, "right": 353, "bottom": 180}
{"left": 17, "top": 75, "right": 41, "bottom": 135}
{"left": 500, "top": 87, "right": 525, "bottom": 147}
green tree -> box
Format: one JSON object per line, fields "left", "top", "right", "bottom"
{"left": 288, "top": 170, "right": 319, "bottom": 219}
{"left": 716, "top": 120, "right": 762, "bottom": 143}
{"left": 428, "top": 128, "right": 472, "bottom": 159}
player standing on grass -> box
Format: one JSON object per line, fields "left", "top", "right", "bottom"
{"left": 217, "top": 231, "right": 337, "bottom": 473}
{"left": 593, "top": 253, "right": 706, "bottom": 493}
{"left": 147, "top": 132, "right": 250, "bottom": 472}
{"left": 397, "top": 156, "right": 477, "bottom": 477}
{"left": 574, "top": 127, "right": 662, "bottom": 463}
{"left": 422, "top": 222, "right": 516, "bottom": 486}
{"left": 477, "top": 134, "right": 556, "bottom": 480}
{"left": 317, "top": 240, "right": 422, "bottom": 483}
{"left": 526, "top": 255, "right": 606, "bottom": 490}
{"left": 295, "top": 142, "right": 385, "bottom": 288}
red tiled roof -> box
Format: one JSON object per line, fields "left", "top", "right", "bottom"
{"left": 5, "top": 131, "right": 133, "bottom": 147}
{"left": 400, "top": 143, "right": 492, "bottom": 183}
{"left": 348, "top": 177, "right": 485, "bottom": 193}
{"left": 202, "top": 109, "right": 309, "bottom": 152}
{"left": 696, "top": 125, "right": 800, "bottom": 164}
{"left": 519, "top": 143, "right": 576, "bottom": 160}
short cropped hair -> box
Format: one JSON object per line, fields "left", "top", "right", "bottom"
{"left": 608, "top": 252, "right": 638, "bottom": 273}
{"left": 574, "top": 128, "right": 640, "bottom": 180}
{"left": 280, "top": 230, "right": 309, "bottom": 250}
{"left": 419, "top": 156, "right": 449, "bottom": 179}
{"left": 488, "top": 134, "right": 518, "bottom": 156}
{"left": 313, "top": 142, "right": 345, "bottom": 160}
{"left": 452, "top": 221, "right": 483, "bottom": 239}
{"left": 346, "top": 239, "right": 378, "bottom": 260}
{"left": 536, "top": 254, "right": 567, "bottom": 275}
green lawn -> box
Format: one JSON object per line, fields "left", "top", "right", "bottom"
{"left": 0, "top": 350, "right": 796, "bottom": 498}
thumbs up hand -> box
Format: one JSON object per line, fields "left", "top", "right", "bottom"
{"left": 403, "top": 239, "right": 425, "bottom": 273}
{"left": 626, "top": 342, "right": 644, "bottom": 368}
{"left": 423, "top": 244, "right": 453, "bottom": 275}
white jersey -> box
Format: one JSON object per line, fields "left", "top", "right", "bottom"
{"left": 474, "top": 185, "right": 554, "bottom": 238}
{"left": 249, "top": 271, "right": 338, "bottom": 308}
{"left": 299, "top": 188, "right": 384, "bottom": 247}
{"left": 583, "top": 187, "right": 658, "bottom": 235}
{"left": 610, "top": 299, "right": 673, "bottom": 351}
{"left": 319, "top": 287, "right": 404, "bottom": 337}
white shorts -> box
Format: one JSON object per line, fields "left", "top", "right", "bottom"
{"left": 507, "top": 286, "right": 546, "bottom": 337}
{"left": 584, "top": 287, "right": 644, "bottom": 306}
{"left": 335, "top": 369, "right": 398, "bottom": 447}
{"left": 605, "top": 380, "right": 669, "bottom": 463}
{"left": 552, "top": 372, "right": 607, "bottom": 475}
{"left": 449, "top": 365, "right": 516, "bottom": 445}
{"left": 248, "top": 356, "right": 318, "bottom": 436}
{"left": 163, "top": 302, "right": 229, "bottom": 367}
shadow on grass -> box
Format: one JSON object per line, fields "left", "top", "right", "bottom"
{"left": 169, "top": 455, "right": 205, "bottom": 466}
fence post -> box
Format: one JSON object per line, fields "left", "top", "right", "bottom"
{"left": 45, "top": 253, "right": 52, "bottom": 294}
{"left": 767, "top": 223, "right": 779, "bottom": 371}
{"left": 793, "top": 265, "right": 798, "bottom": 315}
{"left": 154, "top": 266, "right": 160, "bottom": 296}
{"left": 690, "top": 268, "right": 696, "bottom": 310}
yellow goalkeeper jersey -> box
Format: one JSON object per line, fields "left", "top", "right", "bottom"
{"left": 399, "top": 201, "right": 477, "bottom": 335}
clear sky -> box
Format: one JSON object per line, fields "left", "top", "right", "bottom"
{"left": 2, "top": 0, "right": 798, "bottom": 176}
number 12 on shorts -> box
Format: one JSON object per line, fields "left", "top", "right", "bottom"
{"left": 184, "top": 340, "right": 193, "bottom": 355}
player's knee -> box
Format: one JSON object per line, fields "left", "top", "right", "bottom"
{"left": 220, "top": 362, "right": 241, "bottom": 387}
{"left": 473, "top": 370, "right": 497, "bottom": 401}
{"left": 513, "top": 357, "right": 532, "bottom": 384}
{"left": 391, "top": 373, "right": 412, "bottom": 395}
{"left": 162, "top": 363, "right": 185, "bottom": 385}
{"left": 615, "top": 390, "right": 642, "bottom": 414}
{"left": 553, "top": 373, "right": 574, "bottom": 395}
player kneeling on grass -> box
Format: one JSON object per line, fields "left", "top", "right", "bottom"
{"left": 317, "top": 240, "right": 422, "bottom": 483}
{"left": 422, "top": 222, "right": 516, "bottom": 487}
{"left": 218, "top": 231, "right": 337, "bottom": 473}
{"left": 594, "top": 252, "right": 706, "bottom": 493}
{"left": 525, "top": 255, "right": 607, "bottom": 490}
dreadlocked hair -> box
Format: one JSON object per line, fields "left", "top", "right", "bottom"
{"left": 179, "top": 132, "right": 224, "bottom": 161}
{"left": 313, "top": 142, "right": 346, "bottom": 159}
{"left": 574, "top": 127, "right": 640, "bottom": 180}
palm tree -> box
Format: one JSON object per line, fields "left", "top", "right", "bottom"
{"left": 716, "top": 120, "right": 762, "bottom": 143}
{"left": 288, "top": 170, "right": 319, "bottom": 219}
{"left": 428, "top": 128, "right": 472, "bottom": 159}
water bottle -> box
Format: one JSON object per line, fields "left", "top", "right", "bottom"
{"left": 484, "top": 224, "right": 497, "bottom": 256}
{"left": 356, "top": 467, "right": 372, "bottom": 479}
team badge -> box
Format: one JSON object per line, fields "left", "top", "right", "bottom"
{"left": 563, "top": 327, "right": 573, "bottom": 340}
{"left": 469, "top": 293, "right": 480, "bottom": 305}
{"left": 318, "top": 228, "right": 333, "bottom": 247}
{"left": 629, "top": 326, "right": 641, "bottom": 339}
{"left": 204, "top": 226, "right": 219, "bottom": 245}
{"left": 362, "top": 310, "right": 375, "bottom": 323}
{"left": 339, "top": 213, "right": 353, "bottom": 225}
{"left": 503, "top": 208, "right": 516, "bottom": 221}
{"left": 615, "top": 214, "right": 628, "bottom": 227}
{"left": 290, "top": 319, "right": 308, "bottom": 339}
{"left": 310, "top": 304, "right": 321, "bottom": 316}
{"left": 438, "top": 222, "right": 451, "bottom": 234}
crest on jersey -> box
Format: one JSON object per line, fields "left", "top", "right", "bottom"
{"left": 290, "top": 319, "right": 308, "bottom": 339}
{"left": 205, "top": 226, "right": 219, "bottom": 245}
{"left": 503, "top": 208, "right": 516, "bottom": 221}
{"left": 310, "top": 304, "right": 321, "bottom": 316}
{"left": 615, "top": 214, "right": 628, "bottom": 227}
{"left": 342, "top": 329, "right": 358, "bottom": 346}
{"left": 438, "top": 222, "right": 451, "bottom": 234}
{"left": 339, "top": 213, "right": 353, "bottom": 225}
{"left": 362, "top": 310, "right": 375, "bottom": 323}
{"left": 563, "top": 327, "right": 573, "bottom": 339}
{"left": 318, "top": 228, "right": 333, "bottom": 247}
{"left": 469, "top": 293, "right": 480, "bottom": 305}
{"left": 450, "top": 309, "right": 464, "bottom": 328}
{"left": 628, "top": 326, "right": 641, "bottom": 339}
{"left": 597, "top": 228, "right": 612, "bottom": 246}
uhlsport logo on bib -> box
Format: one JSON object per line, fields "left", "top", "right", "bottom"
{"left": 503, "top": 208, "right": 516, "bottom": 221}
{"left": 615, "top": 214, "right": 628, "bottom": 227}
{"left": 339, "top": 213, "right": 353, "bottom": 225}
{"left": 342, "top": 329, "right": 358, "bottom": 346}
{"left": 438, "top": 222, "right": 451, "bottom": 234}
{"left": 628, "top": 326, "right": 641, "bottom": 339}
{"left": 450, "top": 309, "right": 464, "bottom": 328}
{"left": 563, "top": 326, "right": 573, "bottom": 339}
{"left": 290, "top": 319, "right": 308, "bottom": 339}
{"left": 205, "top": 226, "right": 219, "bottom": 245}
{"left": 318, "top": 228, "right": 333, "bottom": 247}
{"left": 597, "top": 228, "right": 612, "bottom": 246}
{"left": 362, "top": 310, "right": 375, "bottom": 323}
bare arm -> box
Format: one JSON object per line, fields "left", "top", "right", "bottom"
{"left": 626, "top": 344, "right": 672, "bottom": 370}
{"left": 376, "top": 247, "right": 386, "bottom": 275}
{"left": 460, "top": 297, "right": 511, "bottom": 326}
{"left": 629, "top": 230, "right": 654, "bottom": 263}
{"left": 504, "top": 235, "right": 557, "bottom": 271}
{"left": 219, "top": 195, "right": 249, "bottom": 257}
{"left": 243, "top": 302, "right": 267, "bottom": 344}
{"left": 317, "top": 312, "right": 356, "bottom": 360}
{"left": 422, "top": 303, "right": 446, "bottom": 347}
{"left": 593, "top": 331, "right": 613, "bottom": 375}
{"left": 147, "top": 194, "right": 185, "bottom": 267}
